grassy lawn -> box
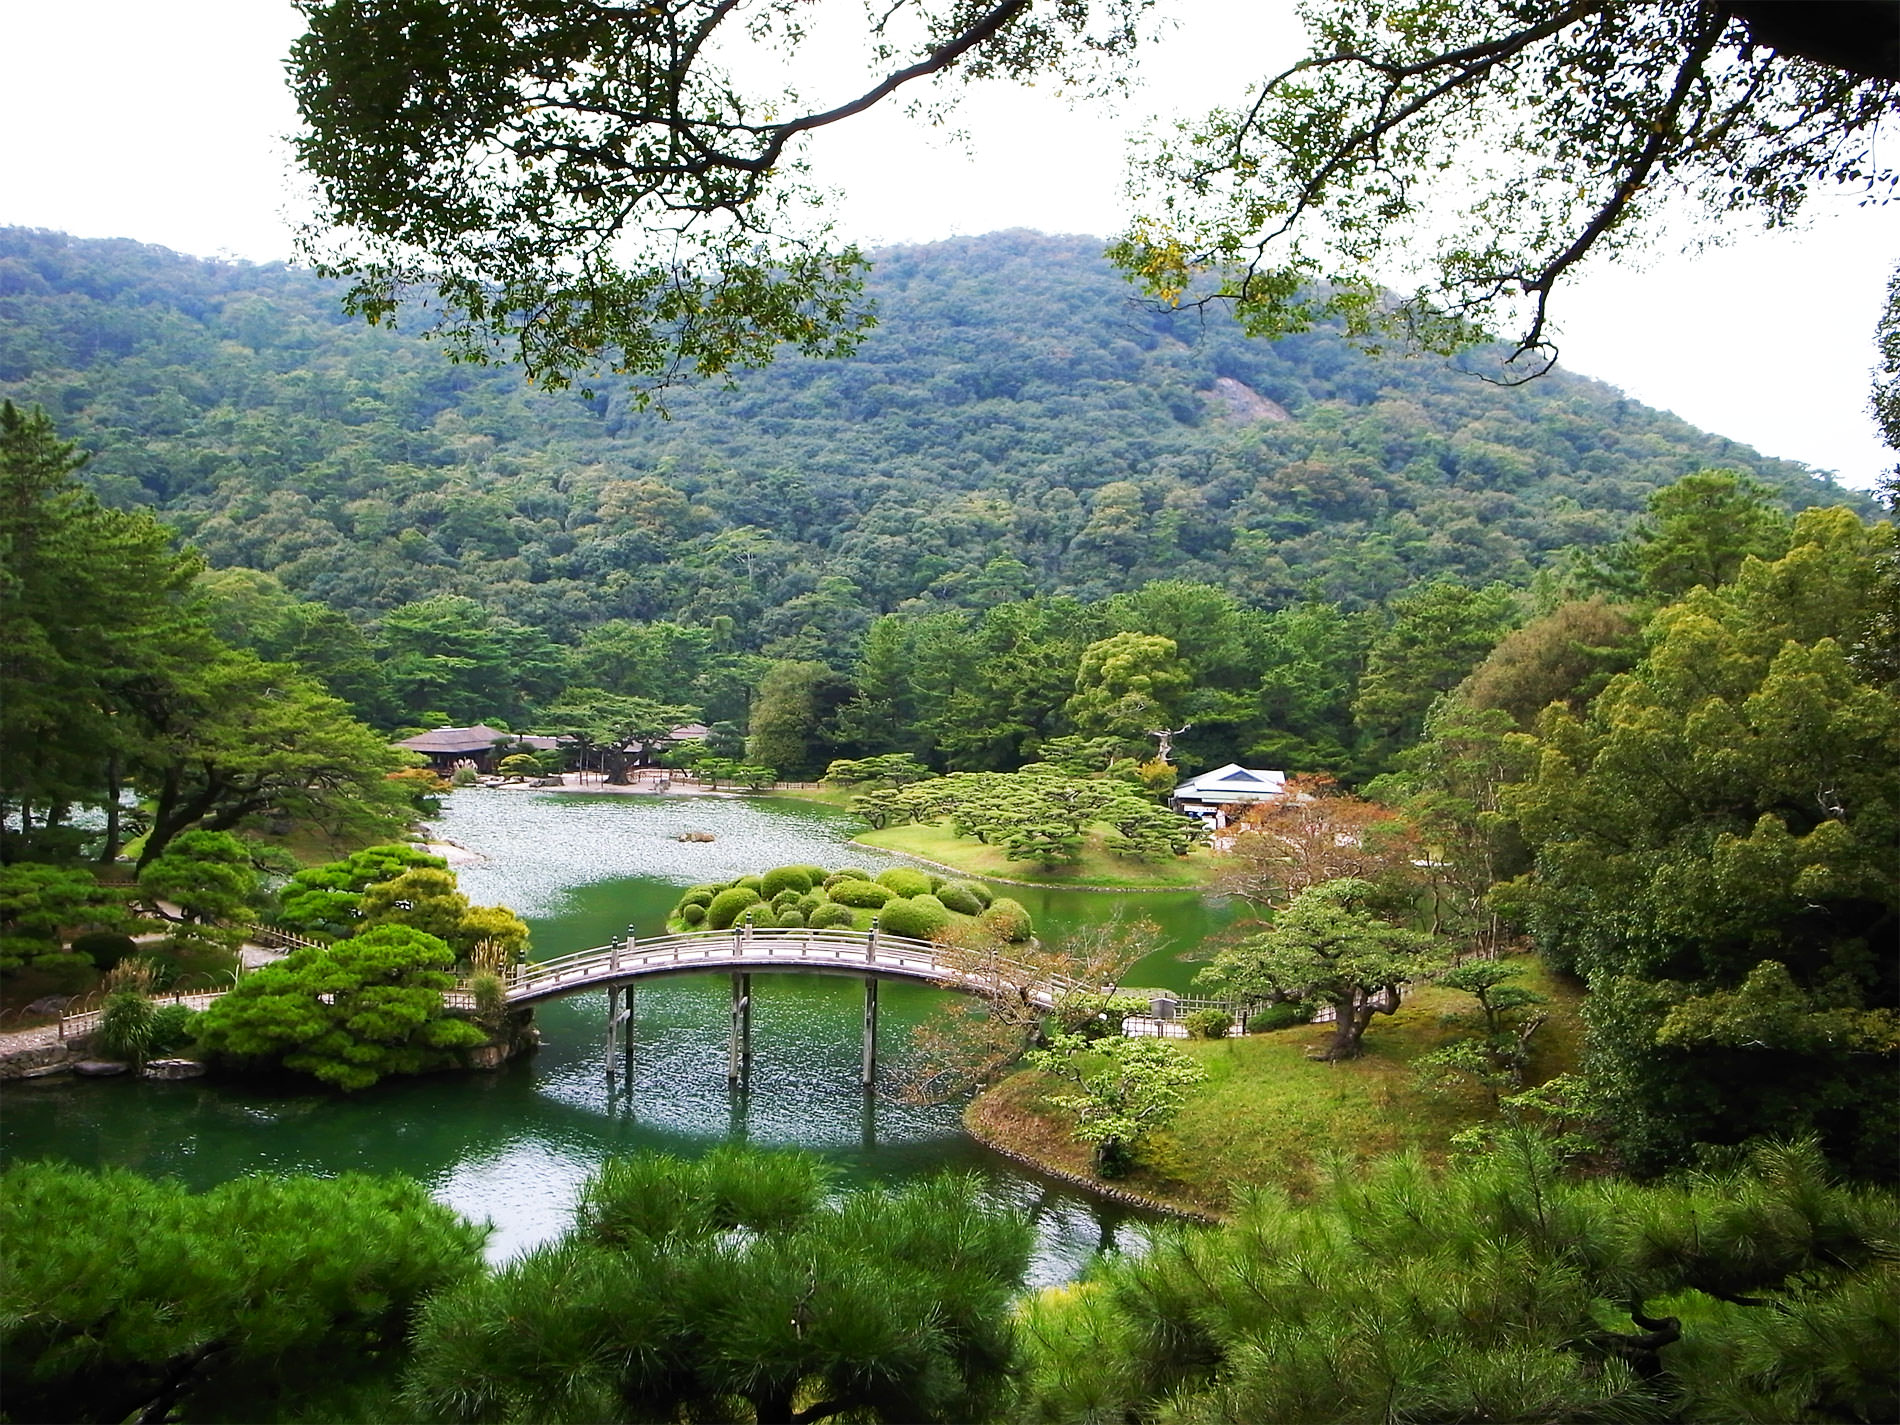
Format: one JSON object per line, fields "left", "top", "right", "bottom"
{"left": 968, "top": 954, "right": 1585, "bottom": 1217}
{"left": 763, "top": 786, "right": 857, "bottom": 810}
{"left": 855, "top": 820, "right": 1217, "bottom": 889}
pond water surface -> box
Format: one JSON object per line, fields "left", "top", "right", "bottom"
{"left": 0, "top": 790, "right": 1234, "bottom": 1279}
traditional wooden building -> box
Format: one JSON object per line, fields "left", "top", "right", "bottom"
{"left": 392, "top": 724, "right": 557, "bottom": 774}
{"left": 1169, "top": 763, "right": 1289, "bottom": 827}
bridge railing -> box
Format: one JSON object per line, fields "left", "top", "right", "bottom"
{"left": 508, "top": 927, "right": 1095, "bottom": 1004}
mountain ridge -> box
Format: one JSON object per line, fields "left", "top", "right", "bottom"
{"left": 0, "top": 225, "right": 1867, "bottom": 655}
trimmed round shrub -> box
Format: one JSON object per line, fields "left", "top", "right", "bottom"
{"left": 928, "top": 874, "right": 946, "bottom": 890}
{"left": 823, "top": 868, "right": 871, "bottom": 887}
{"left": 948, "top": 879, "right": 994, "bottom": 909}
{"left": 740, "top": 907, "right": 778, "bottom": 930}
{"left": 680, "top": 902, "right": 707, "bottom": 926}
{"left": 1184, "top": 1008, "right": 1234, "bottom": 1040}
{"left": 148, "top": 1003, "right": 201, "bottom": 1055}
{"left": 796, "top": 892, "right": 823, "bottom": 915}
{"left": 71, "top": 931, "right": 138, "bottom": 971}
{"left": 705, "top": 886, "right": 762, "bottom": 931}
{"left": 734, "top": 875, "right": 765, "bottom": 893}
{"left": 979, "top": 897, "right": 1033, "bottom": 943}
{"left": 791, "top": 865, "right": 828, "bottom": 886}
{"left": 828, "top": 879, "right": 894, "bottom": 910}
{"left": 679, "top": 888, "right": 717, "bottom": 909}
{"left": 875, "top": 867, "right": 934, "bottom": 899}
{"left": 933, "top": 882, "right": 984, "bottom": 916}
{"left": 877, "top": 896, "right": 951, "bottom": 939}
{"left": 760, "top": 866, "right": 813, "bottom": 900}
{"left": 777, "top": 909, "right": 806, "bottom": 929}
{"left": 1247, "top": 1003, "right": 1313, "bottom": 1033}
{"left": 770, "top": 889, "right": 804, "bottom": 913}
{"left": 808, "top": 902, "right": 855, "bottom": 931}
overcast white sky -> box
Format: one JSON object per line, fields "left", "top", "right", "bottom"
{"left": 4, "top": 2, "right": 1894, "bottom": 488}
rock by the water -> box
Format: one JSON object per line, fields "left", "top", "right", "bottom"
{"left": 144, "top": 1058, "right": 207, "bottom": 1080}
{"left": 677, "top": 830, "right": 716, "bottom": 842}
{"left": 73, "top": 1060, "right": 129, "bottom": 1077}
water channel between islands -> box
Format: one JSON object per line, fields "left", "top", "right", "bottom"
{"left": 0, "top": 790, "right": 1237, "bottom": 1279}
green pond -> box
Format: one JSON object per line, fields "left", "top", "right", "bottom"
{"left": 0, "top": 790, "right": 1235, "bottom": 1279}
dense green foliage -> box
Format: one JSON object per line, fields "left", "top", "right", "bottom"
{"left": 194, "top": 924, "right": 489, "bottom": 1090}
{"left": 275, "top": 842, "right": 448, "bottom": 938}
{"left": 0, "top": 229, "right": 1859, "bottom": 733}
{"left": 1198, "top": 877, "right": 1444, "bottom": 1060}
{"left": 0, "top": 397, "right": 409, "bottom": 865}
{"left": 1500, "top": 508, "right": 1900, "bottom": 1177}
{"left": 1021, "top": 1135, "right": 1898, "bottom": 1424}
{"left": 0, "top": 1160, "right": 485, "bottom": 1424}
{"left": 402, "top": 1147, "right": 1033, "bottom": 1424}
{"left": 11, "top": 1140, "right": 1888, "bottom": 1425}
{"left": 1026, "top": 1033, "right": 1208, "bottom": 1176}
{"left": 852, "top": 766, "right": 1208, "bottom": 865}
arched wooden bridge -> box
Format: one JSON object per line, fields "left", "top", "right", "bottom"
{"left": 508, "top": 924, "right": 1078, "bottom": 1005}
{"left": 508, "top": 923, "right": 1091, "bottom": 1087}
{"left": 58, "top": 924, "right": 1234, "bottom": 1087}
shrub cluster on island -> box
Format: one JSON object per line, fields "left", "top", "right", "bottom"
{"left": 667, "top": 866, "right": 1032, "bottom": 944}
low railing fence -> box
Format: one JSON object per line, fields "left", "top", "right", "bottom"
{"left": 239, "top": 923, "right": 332, "bottom": 952}
{"left": 60, "top": 989, "right": 229, "bottom": 1041}
{"left": 509, "top": 926, "right": 1094, "bottom": 1007}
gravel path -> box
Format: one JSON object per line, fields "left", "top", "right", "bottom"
{"left": 0, "top": 940, "right": 286, "bottom": 1053}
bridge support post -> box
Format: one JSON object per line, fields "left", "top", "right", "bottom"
{"left": 728, "top": 973, "right": 752, "bottom": 1087}
{"left": 861, "top": 977, "right": 879, "bottom": 1089}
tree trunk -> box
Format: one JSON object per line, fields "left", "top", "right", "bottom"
{"left": 1320, "top": 996, "right": 1363, "bottom": 1060}
{"left": 100, "top": 752, "right": 122, "bottom": 864}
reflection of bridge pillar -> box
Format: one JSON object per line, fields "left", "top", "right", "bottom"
{"left": 861, "top": 977, "right": 879, "bottom": 1089}
{"left": 728, "top": 973, "right": 752, "bottom": 1086}
{"left": 604, "top": 984, "right": 635, "bottom": 1080}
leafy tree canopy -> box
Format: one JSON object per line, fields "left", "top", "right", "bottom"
{"left": 0, "top": 1160, "right": 484, "bottom": 1425}
{"left": 1500, "top": 506, "right": 1900, "bottom": 1176}
{"left": 288, "top": 3, "right": 1895, "bottom": 394}
{"left": 1198, "top": 876, "right": 1443, "bottom": 1060}
{"left": 1020, "top": 1135, "right": 1900, "bottom": 1424}
{"left": 194, "top": 923, "right": 490, "bottom": 1089}
{"left": 290, "top": 0, "right": 1145, "bottom": 400}
{"left": 402, "top": 1146, "right": 1034, "bottom": 1424}
{"left": 1119, "top": 1, "right": 1898, "bottom": 375}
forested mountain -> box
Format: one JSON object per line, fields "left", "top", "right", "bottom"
{"left": 0, "top": 226, "right": 1860, "bottom": 658}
